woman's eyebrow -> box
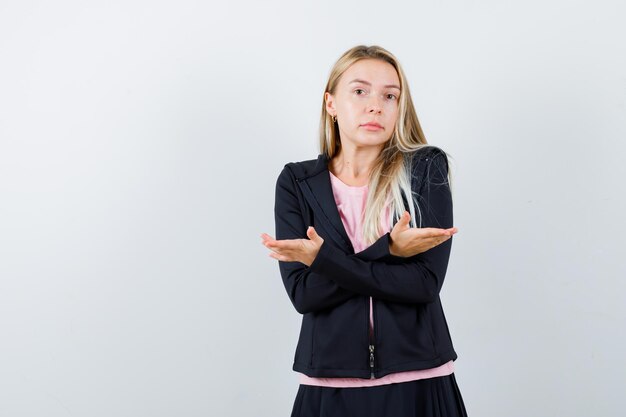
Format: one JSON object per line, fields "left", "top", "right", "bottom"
{"left": 348, "top": 78, "right": 401, "bottom": 90}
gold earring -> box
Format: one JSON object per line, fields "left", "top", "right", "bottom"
{"left": 332, "top": 114, "right": 337, "bottom": 123}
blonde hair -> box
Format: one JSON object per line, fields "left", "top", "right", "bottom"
{"left": 319, "top": 45, "right": 452, "bottom": 245}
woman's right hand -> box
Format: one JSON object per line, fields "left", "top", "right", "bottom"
{"left": 388, "top": 211, "right": 458, "bottom": 258}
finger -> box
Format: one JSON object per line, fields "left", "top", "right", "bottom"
{"left": 419, "top": 227, "right": 452, "bottom": 237}
{"left": 264, "top": 241, "right": 285, "bottom": 253}
{"left": 392, "top": 211, "right": 411, "bottom": 231}
{"left": 418, "top": 240, "right": 446, "bottom": 254}
{"left": 264, "top": 238, "right": 300, "bottom": 251}
{"left": 307, "top": 226, "right": 323, "bottom": 244}
{"left": 419, "top": 235, "right": 451, "bottom": 246}
{"left": 261, "top": 233, "right": 274, "bottom": 240}
{"left": 268, "top": 251, "right": 291, "bottom": 262}
{"left": 440, "top": 228, "right": 457, "bottom": 236}
{"left": 261, "top": 234, "right": 278, "bottom": 246}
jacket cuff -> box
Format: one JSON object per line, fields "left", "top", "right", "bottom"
{"left": 308, "top": 238, "right": 334, "bottom": 273}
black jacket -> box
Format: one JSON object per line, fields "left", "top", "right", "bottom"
{"left": 273, "top": 146, "right": 458, "bottom": 379}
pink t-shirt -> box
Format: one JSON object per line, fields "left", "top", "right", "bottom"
{"left": 297, "top": 170, "right": 454, "bottom": 387}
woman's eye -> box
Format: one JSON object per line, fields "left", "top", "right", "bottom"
{"left": 354, "top": 89, "right": 366, "bottom": 95}
{"left": 387, "top": 94, "right": 397, "bottom": 100}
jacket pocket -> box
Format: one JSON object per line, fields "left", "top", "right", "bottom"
{"left": 310, "top": 297, "right": 366, "bottom": 371}
{"left": 376, "top": 301, "right": 438, "bottom": 369}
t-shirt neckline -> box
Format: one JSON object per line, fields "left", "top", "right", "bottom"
{"left": 328, "top": 170, "right": 368, "bottom": 191}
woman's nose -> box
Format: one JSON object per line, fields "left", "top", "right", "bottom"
{"left": 367, "top": 96, "right": 383, "bottom": 113}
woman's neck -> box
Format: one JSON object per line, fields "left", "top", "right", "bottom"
{"left": 328, "top": 146, "right": 381, "bottom": 186}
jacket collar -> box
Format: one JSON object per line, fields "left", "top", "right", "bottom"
{"left": 293, "top": 153, "right": 355, "bottom": 254}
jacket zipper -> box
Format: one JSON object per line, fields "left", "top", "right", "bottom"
{"left": 369, "top": 296, "right": 375, "bottom": 379}
{"left": 369, "top": 344, "right": 375, "bottom": 378}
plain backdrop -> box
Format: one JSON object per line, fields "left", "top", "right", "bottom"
{"left": 1, "top": 1, "right": 625, "bottom": 416}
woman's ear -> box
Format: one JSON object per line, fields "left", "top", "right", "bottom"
{"left": 324, "top": 91, "right": 336, "bottom": 115}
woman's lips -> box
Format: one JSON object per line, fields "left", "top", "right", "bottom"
{"left": 361, "top": 123, "right": 383, "bottom": 131}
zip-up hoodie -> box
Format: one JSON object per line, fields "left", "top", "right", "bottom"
{"left": 274, "top": 146, "right": 458, "bottom": 379}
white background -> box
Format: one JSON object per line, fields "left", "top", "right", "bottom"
{"left": 1, "top": 1, "right": 625, "bottom": 416}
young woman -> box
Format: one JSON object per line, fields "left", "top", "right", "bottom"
{"left": 261, "top": 45, "right": 468, "bottom": 417}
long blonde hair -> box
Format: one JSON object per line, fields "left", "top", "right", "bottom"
{"left": 319, "top": 45, "right": 452, "bottom": 245}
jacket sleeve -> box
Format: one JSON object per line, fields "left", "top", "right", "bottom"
{"left": 307, "top": 149, "right": 454, "bottom": 304}
{"left": 274, "top": 164, "right": 393, "bottom": 315}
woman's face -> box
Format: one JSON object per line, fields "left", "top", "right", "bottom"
{"left": 325, "top": 58, "right": 401, "bottom": 149}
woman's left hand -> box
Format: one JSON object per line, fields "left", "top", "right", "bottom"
{"left": 261, "top": 227, "right": 325, "bottom": 267}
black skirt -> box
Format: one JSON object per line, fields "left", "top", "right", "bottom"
{"left": 290, "top": 373, "right": 468, "bottom": 417}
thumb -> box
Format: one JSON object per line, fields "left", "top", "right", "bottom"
{"left": 307, "top": 226, "right": 322, "bottom": 242}
{"left": 392, "top": 211, "right": 411, "bottom": 232}
{"left": 399, "top": 211, "right": 411, "bottom": 225}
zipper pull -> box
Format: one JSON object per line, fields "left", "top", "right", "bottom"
{"left": 369, "top": 344, "right": 375, "bottom": 378}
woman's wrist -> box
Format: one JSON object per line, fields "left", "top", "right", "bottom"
{"left": 388, "top": 236, "right": 401, "bottom": 257}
